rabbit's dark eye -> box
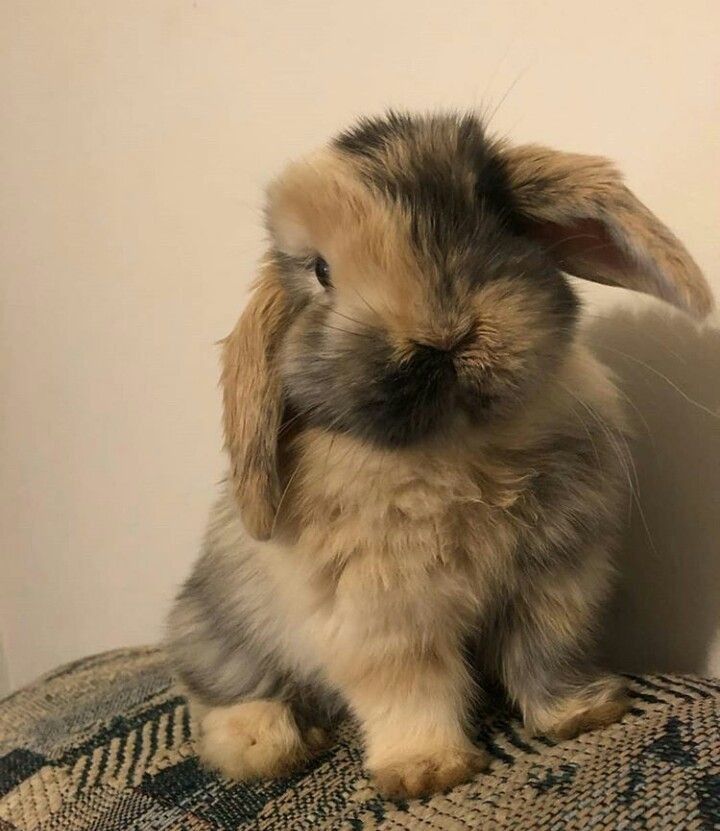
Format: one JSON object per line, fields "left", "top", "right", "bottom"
{"left": 313, "top": 256, "right": 331, "bottom": 288}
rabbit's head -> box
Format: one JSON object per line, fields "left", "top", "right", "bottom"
{"left": 223, "top": 112, "right": 712, "bottom": 539}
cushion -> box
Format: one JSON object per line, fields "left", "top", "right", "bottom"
{"left": 0, "top": 647, "right": 718, "bottom": 830}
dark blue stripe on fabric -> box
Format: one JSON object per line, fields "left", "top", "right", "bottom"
{"left": 624, "top": 674, "right": 695, "bottom": 702}
{"left": 656, "top": 675, "right": 712, "bottom": 700}
{"left": 0, "top": 749, "right": 47, "bottom": 797}
{"left": 58, "top": 696, "right": 185, "bottom": 766}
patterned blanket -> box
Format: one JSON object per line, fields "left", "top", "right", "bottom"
{"left": 0, "top": 647, "right": 718, "bottom": 830}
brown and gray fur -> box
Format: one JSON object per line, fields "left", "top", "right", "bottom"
{"left": 166, "top": 112, "right": 712, "bottom": 798}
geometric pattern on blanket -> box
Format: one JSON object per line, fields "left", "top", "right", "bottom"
{"left": 0, "top": 647, "right": 718, "bottom": 830}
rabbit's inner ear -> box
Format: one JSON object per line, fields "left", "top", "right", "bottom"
{"left": 526, "top": 217, "right": 632, "bottom": 290}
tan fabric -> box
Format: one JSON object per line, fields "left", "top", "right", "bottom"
{"left": 0, "top": 648, "right": 718, "bottom": 830}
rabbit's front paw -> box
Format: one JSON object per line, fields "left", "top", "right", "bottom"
{"left": 371, "top": 746, "right": 489, "bottom": 799}
{"left": 198, "top": 699, "right": 310, "bottom": 780}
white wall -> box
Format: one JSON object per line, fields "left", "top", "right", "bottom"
{"left": 1, "top": 0, "right": 718, "bottom": 691}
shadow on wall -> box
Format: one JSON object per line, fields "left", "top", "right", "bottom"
{"left": 583, "top": 306, "right": 720, "bottom": 677}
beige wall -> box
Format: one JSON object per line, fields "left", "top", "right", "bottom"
{"left": 1, "top": 0, "right": 718, "bottom": 693}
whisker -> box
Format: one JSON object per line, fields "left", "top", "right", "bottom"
{"left": 570, "top": 386, "right": 639, "bottom": 493}
{"left": 483, "top": 64, "right": 530, "bottom": 129}
{"left": 348, "top": 284, "right": 383, "bottom": 320}
{"left": 559, "top": 381, "right": 657, "bottom": 556}
{"left": 613, "top": 386, "right": 655, "bottom": 446}
{"left": 565, "top": 402, "right": 603, "bottom": 469}
{"left": 278, "top": 409, "right": 308, "bottom": 436}
{"left": 328, "top": 308, "right": 369, "bottom": 328}
{"left": 595, "top": 345, "right": 718, "bottom": 421}
{"left": 320, "top": 322, "right": 375, "bottom": 340}
{"left": 270, "top": 457, "right": 305, "bottom": 537}
{"left": 278, "top": 401, "right": 325, "bottom": 436}
{"left": 476, "top": 36, "right": 520, "bottom": 118}
{"left": 580, "top": 313, "right": 687, "bottom": 364}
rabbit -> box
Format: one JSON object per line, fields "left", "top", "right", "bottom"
{"left": 166, "top": 112, "right": 712, "bottom": 799}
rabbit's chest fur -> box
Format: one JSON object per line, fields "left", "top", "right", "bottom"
{"left": 261, "top": 430, "right": 555, "bottom": 673}
{"left": 249, "top": 445, "right": 504, "bottom": 678}
{"left": 287, "top": 429, "right": 521, "bottom": 595}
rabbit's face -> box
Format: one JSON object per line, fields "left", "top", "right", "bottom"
{"left": 267, "top": 118, "right": 577, "bottom": 447}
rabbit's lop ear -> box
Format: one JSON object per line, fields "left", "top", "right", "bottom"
{"left": 501, "top": 144, "right": 713, "bottom": 318}
{"left": 221, "top": 263, "right": 288, "bottom": 540}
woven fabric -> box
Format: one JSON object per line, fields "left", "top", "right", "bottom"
{"left": 0, "top": 648, "right": 718, "bottom": 830}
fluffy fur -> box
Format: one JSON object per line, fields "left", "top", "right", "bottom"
{"left": 167, "top": 112, "right": 712, "bottom": 799}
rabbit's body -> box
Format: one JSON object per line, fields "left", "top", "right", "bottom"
{"left": 166, "top": 112, "right": 711, "bottom": 798}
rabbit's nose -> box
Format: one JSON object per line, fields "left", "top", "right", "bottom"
{"left": 410, "top": 342, "right": 457, "bottom": 377}
{"left": 414, "top": 324, "right": 474, "bottom": 355}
